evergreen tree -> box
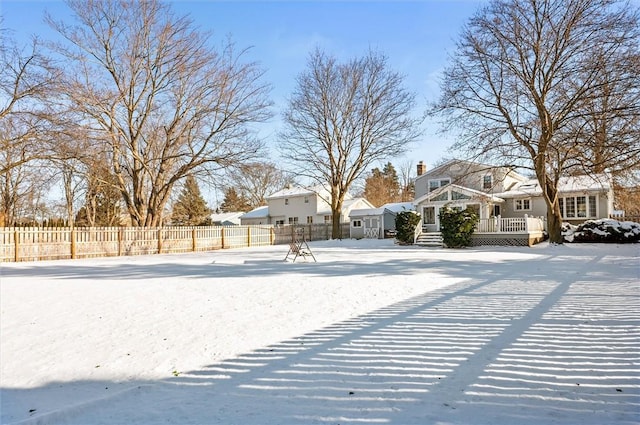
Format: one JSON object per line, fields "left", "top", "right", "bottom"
{"left": 171, "top": 175, "right": 212, "bottom": 226}
{"left": 220, "top": 187, "right": 251, "bottom": 213}
{"left": 364, "top": 162, "right": 401, "bottom": 207}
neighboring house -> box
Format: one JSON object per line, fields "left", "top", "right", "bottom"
{"left": 210, "top": 212, "right": 244, "bottom": 226}
{"left": 239, "top": 206, "right": 269, "bottom": 226}
{"left": 349, "top": 201, "right": 415, "bottom": 239}
{"left": 413, "top": 159, "right": 614, "bottom": 246}
{"left": 239, "top": 185, "right": 374, "bottom": 226}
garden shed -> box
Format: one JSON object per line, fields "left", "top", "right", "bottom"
{"left": 349, "top": 207, "right": 397, "bottom": 239}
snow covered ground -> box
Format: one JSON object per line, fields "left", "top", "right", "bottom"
{"left": 1, "top": 239, "right": 639, "bottom": 425}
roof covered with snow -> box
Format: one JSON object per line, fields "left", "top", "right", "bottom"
{"left": 494, "top": 173, "right": 612, "bottom": 198}
{"left": 239, "top": 205, "right": 269, "bottom": 219}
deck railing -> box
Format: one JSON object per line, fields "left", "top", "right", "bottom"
{"left": 475, "top": 215, "right": 545, "bottom": 233}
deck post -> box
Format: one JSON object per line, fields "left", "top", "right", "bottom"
{"left": 524, "top": 214, "right": 529, "bottom": 232}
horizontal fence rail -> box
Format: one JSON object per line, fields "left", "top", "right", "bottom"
{"left": 0, "top": 223, "right": 351, "bottom": 263}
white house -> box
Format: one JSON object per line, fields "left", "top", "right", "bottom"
{"left": 239, "top": 185, "right": 374, "bottom": 226}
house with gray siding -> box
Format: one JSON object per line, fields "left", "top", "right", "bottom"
{"left": 412, "top": 159, "right": 614, "bottom": 246}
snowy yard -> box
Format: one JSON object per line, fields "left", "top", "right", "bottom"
{"left": 1, "top": 239, "right": 639, "bottom": 425}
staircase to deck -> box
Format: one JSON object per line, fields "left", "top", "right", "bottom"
{"left": 415, "top": 231, "right": 444, "bottom": 247}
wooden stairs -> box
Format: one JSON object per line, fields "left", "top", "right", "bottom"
{"left": 415, "top": 232, "right": 444, "bottom": 247}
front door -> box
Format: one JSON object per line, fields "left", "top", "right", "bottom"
{"left": 423, "top": 206, "right": 438, "bottom": 232}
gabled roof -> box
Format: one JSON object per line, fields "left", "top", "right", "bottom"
{"left": 317, "top": 197, "right": 374, "bottom": 216}
{"left": 349, "top": 207, "right": 396, "bottom": 218}
{"left": 424, "top": 159, "right": 496, "bottom": 178}
{"left": 210, "top": 212, "right": 244, "bottom": 224}
{"left": 381, "top": 201, "right": 415, "bottom": 213}
{"left": 493, "top": 173, "right": 612, "bottom": 198}
{"left": 239, "top": 205, "right": 269, "bottom": 219}
{"left": 267, "top": 184, "right": 353, "bottom": 202}
{"left": 414, "top": 184, "right": 505, "bottom": 205}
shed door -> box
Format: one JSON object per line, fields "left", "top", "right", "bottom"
{"left": 364, "top": 217, "right": 380, "bottom": 238}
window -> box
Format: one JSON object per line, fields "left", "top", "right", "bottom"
{"left": 561, "top": 195, "right": 598, "bottom": 219}
{"left": 431, "top": 192, "right": 449, "bottom": 202}
{"left": 275, "top": 220, "right": 285, "bottom": 226}
{"left": 288, "top": 217, "right": 298, "bottom": 224}
{"left": 284, "top": 198, "right": 289, "bottom": 205}
{"left": 324, "top": 215, "right": 331, "bottom": 223}
{"left": 428, "top": 178, "right": 450, "bottom": 192}
{"left": 565, "top": 197, "right": 576, "bottom": 217}
{"left": 576, "top": 196, "right": 587, "bottom": 218}
{"left": 483, "top": 175, "right": 493, "bottom": 190}
{"left": 304, "top": 196, "right": 309, "bottom": 204}
{"left": 452, "top": 190, "right": 471, "bottom": 200}
{"left": 306, "top": 216, "right": 313, "bottom": 224}
{"left": 514, "top": 198, "right": 531, "bottom": 211}
{"left": 352, "top": 219, "right": 362, "bottom": 227}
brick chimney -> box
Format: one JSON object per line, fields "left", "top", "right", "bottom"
{"left": 416, "top": 161, "right": 426, "bottom": 176}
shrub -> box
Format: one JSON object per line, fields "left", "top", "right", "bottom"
{"left": 564, "top": 219, "right": 640, "bottom": 243}
{"left": 439, "top": 206, "right": 479, "bottom": 248}
{"left": 395, "top": 210, "right": 421, "bottom": 244}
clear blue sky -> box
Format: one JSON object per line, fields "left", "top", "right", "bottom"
{"left": 1, "top": 0, "right": 485, "bottom": 179}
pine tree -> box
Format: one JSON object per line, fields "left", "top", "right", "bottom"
{"left": 364, "top": 162, "right": 401, "bottom": 207}
{"left": 220, "top": 187, "right": 251, "bottom": 212}
{"left": 171, "top": 175, "right": 212, "bottom": 226}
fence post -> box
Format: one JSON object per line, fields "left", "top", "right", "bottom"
{"left": 118, "top": 228, "right": 123, "bottom": 256}
{"left": 192, "top": 228, "right": 197, "bottom": 252}
{"left": 270, "top": 227, "right": 275, "bottom": 245}
{"left": 70, "top": 227, "right": 76, "bottom": 259}
{"left": 524, "top": 214, "right": 529, "bottom": 232}
{"left": 14, "top": 228, "right": 19, "bottom": 262}
{"left": 157, "top": 228, "right": 163, "bottom": 254}
{"left": 247, "top": 226, "right": 251, "bottom": 247}
{"left": 221, "top": 227, "right": 225, "bottom": 249}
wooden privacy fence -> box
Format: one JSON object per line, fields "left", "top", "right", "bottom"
{"left": 0, "top": 223, "right": 351, "bottom": 262}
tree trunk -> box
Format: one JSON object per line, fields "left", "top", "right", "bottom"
{"left": 331, "top": 208, "right": 342, "bottom": 239}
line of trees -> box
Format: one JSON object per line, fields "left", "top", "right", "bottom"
{"left": 2, "top": 0, "right": 638, "bottom": 244}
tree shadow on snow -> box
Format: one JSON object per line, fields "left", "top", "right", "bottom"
{"left": 2, "top": 248, "right": 639, "bottom": 424}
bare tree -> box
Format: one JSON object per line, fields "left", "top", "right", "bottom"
{"left": 47, "top": 0, "right": 272, "bottom": 227}
{"left": 431, "top": 0, "right": 640, "bottom": 243}
{"left": 226, "top": 162, "right": 292, "bottom": 209}
{"left": 0, "top": 34, "right": 59, "bottom": 171}
{"left": 280, "top": 48, "right": 422, "bottom": 238}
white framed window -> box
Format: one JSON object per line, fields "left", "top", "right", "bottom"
{"left": 304, "top": 196, "right": 309, "bottom": 204}
{"left": 284, "top": 198, "right": 289, "bottom": 205}
{"left": 428, "top": 178, "right": 450, "bottom": 192}
{"left": 324, "top": 215, "right": 331, "bottom": 223}
{"left": 560, "top": 195, "right": 598, "bottom": 219}
{"left": 288, "top": 217, "right": 298, "bottom": 224}
{"left": 275, "top": 219, "right": 285, "bottom": 226}
{"left": 483, "top": 175, "right": 493, "bottom": 190}
{"left": 514, "top": 198, "right": 531, "bottom": 211}
{"left": 306, "top": 216, "right": 313, "bottom": 224}
{"left": 352, "top": 219, "right": 362, "bottom": 228}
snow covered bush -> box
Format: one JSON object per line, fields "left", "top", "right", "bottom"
{"left": 439, "top": 206, "right": 479, "bottom": 248}
{"left": 563, "top": 219, "right": 640, "bottom": 243}
{"left": 395, "top": 210, "right": 421, "bottom": 244}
